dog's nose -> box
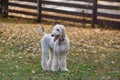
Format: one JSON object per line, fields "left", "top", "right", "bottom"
{"left": 51, "top": 34, "right": 54, "bottom": 37}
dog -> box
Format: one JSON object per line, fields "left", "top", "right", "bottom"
{"left": 39, "top": 24, "right": 69, "bottom": 71}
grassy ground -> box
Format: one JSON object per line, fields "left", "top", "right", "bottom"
{"left": 0, "top": 17, "right": 120, "bottom": 80}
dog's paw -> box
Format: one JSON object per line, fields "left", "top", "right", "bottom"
{"left": 42, "top": 67, "right": 49, "bottom": 71}
{"left": 51, "top": 69, "right": 59, "bottom": 71}
{"left": 61, "top": 68, "right": 69, "bottom": 72}
{"left": 51, "top": 67, "right": 59, "bottom": 71}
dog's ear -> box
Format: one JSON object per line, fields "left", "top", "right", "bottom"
{"left": 61, "top": 26, "right": 66, "bottom": 39}
{"left": 62, "top": 34, "right": 65, "bottom": 39}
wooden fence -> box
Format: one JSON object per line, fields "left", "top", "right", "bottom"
{"left": 0, "top": 0, "right": 8, "bottom": 17}
{"left": 96, "top": 0, "right": 120, "bottom": 27}
{"left": 0, "top": 0, "right": 120, "bottom": 28}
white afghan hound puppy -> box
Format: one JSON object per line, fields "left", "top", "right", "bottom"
{"left": 39, "top": 24, "right": 69, "bottom": 71}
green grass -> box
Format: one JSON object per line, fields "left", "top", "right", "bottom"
{"left": 0, "top": 17, "right": 120, "bottom": 80}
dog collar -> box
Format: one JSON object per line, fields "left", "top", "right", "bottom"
{"left": 59, "top": 38, "right": 65, "bottom": 41}
{"left": 59, "top": 38, "right": 65, "bottom": 45}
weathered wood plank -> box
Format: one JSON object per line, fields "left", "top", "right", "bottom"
{"left": 9, "top": 9, "right": 37, "bottom": 16}
{"left": 98, "top": 0, "right": 120, "bottom": 2}
{"left": 98, "top": 4, "right": 120, "bottom": 10}
{"left": 42, "top": 14, "right": 91, "bottom": 24}
{"left": 42, "top": 1, "right": 93, "bottom": 9}
{"left": 97, "top": 19, "right": 120, "bottom": 28}
{"left": 9, "top": 2, "right": 37, "bottom": 9}
{"left": 42, "top": 7, "right": 92, "bottom": 17}
{"left": 17, "top": 0, "right": 37, "bottom": 3}
{"left": 97, "top": 12, "right": 120, "bottom": 19}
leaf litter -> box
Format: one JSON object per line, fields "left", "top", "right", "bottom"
{"left": 0, "top": 17, "right": 120, "bottom": 80}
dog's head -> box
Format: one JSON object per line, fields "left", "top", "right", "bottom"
{"left": 51, "top": 24, "right": 66, "bottom": 42}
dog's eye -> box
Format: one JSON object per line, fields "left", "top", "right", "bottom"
{"left": 57, "top": 29, "right": 59, "bottom": 31}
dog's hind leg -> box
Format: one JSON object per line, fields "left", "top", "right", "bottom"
{"left": 47, "top": 49, "right": 53, "bottom": 70}
{"left": 41, "top": 47, "right": 49, "bottom": 71}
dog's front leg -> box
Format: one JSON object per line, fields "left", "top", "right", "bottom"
{"left": 51, "top": 52, "right": 59, "bottom": 71}
{"left": 60, "top": 52, "right": 68, "bottom": 71}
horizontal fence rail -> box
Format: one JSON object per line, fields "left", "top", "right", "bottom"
{"left": 42, "top": 14, "right": 91, "bottom": 23}
{"left": 42, "top": 1, "right": 93, "bottom": 9}
{"left": 0, "top": 0, "right": 120, "bottom": 28}
{"left": 99, "top": 0, "right": 120, "bottom": 2}
{"left": 42, "top": 7, "right": 92, "bottom": 17}
{"left": 98, "top": 4, "right": 120, "bottom": 10}
{"left": 9, "top": 2, "right": 37, "bottom": 9}
{"left": 17, "top": 0, "right": 37, "bottom": 3}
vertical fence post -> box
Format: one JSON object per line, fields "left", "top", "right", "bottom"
{"left": 37, "top": 0, "right": 42, "bottom": 22}
{"left": 0, "top": 0, "right": 1, "bottom": 14}
{"left": 92, "top": 0, "right": 97, "bottom": 27}
{"left": 1, "top": 0, "right": 8, "bottom": 17}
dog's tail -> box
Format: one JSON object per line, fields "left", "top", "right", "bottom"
{"left": 39, "top": 27, "right": 46, "bottom": 36}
